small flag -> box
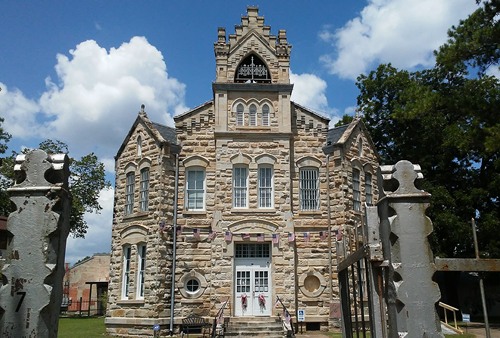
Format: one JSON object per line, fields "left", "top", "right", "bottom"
{"left": 336, "top": 230, "right": 343, "bottom": 241}
{"left": 303, "top": 232, "right": 310, "bottom": 242}
{"left": 208, "top": 229, "right": 217, "bottom": 240}
{"left": 176, "top": 226, "right": 182, "bottom": 237}
{"left": 193, "top": 228, "right": 200, "bottom": 240}
{"left": 272, "top": 233, "right": 279, "bottom": 244}
{"left": 242, "top": 233, "right": 250, "bottom": 240}
{"left": 225, "top": 231, "right": 232, "bottom": 241}
{"left": 159, "top": 220, "right": 166, "bottom": 231}
{"left": 320, "top": 231, "right": 327, "bottom": 240}
{"left": 288, "top": 232, "right": 295, "bottom": 242}
{"left": 257, "top": 233, "right": 264, "bottom": 242}
{"left": 284, "top": 310, "right": 291, "bottom": 323}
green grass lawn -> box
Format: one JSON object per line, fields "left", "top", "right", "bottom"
{"left": 58, "top": 317, "right": 109, "bottom": 338}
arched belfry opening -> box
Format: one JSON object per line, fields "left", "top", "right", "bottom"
{"left": 234, "top": 53, "right": 271, "bottom": 83}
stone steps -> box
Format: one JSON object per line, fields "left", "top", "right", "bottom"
{"left": 224, "top": 316, "right": 286, "bottom": 337}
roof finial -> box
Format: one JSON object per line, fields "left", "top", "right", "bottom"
{"left": 139, "top": 104, "right": 147, "bottom": 117}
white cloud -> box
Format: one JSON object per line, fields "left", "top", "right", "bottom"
{"left": 65, "top": 187, "right": 114, "bottom": 265}
{"left": 38, "top": 36, "right": 187, "bottom": 159}
{"left": 0, "top": 37, "right": 188, "bottom": 264}
{"left": 320, "top": 0, "right": 478, "bottom": 80}
{"left": 290, "top": 71, "right": 341, "bottom": 123}
{"left": 0, "top": 83, "right": 40, "bottom": 139}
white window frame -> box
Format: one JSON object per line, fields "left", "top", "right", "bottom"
{"left": 353, "top": 168, "right": 361, "bottom": 212}
{"left": 139, "top": 168, "right": 149, "bottom": 212}
{"left": 186, "top": 168, "right": 206, "bottom": 210}
{"left": 299, "top": 167, "right": 319, "bottom": 210}
{"left": 121, "top": 246, "right": 131, "bottom": 299}
{"left": 365, "top": 172, "right": 373, "bottom": 206}
{"left": 136, "top": 244, "right": 146, "bottom": 299}
{"left": 258, "top": 165, "right": 273, "bottom": 208}
{"left": 249, "top": 104, "right": 257, "bottom": 126}
{"left": 233, "top": 166, "right": 248, "bottom": 208}
{"left": 236, "top": 103, "right": 244, "bottom": 126}
{"left": 262, "top": 104, "right": 270, "bottom": 126}
{"left": 125, "top": 172, "right": 135, "bottom": 215}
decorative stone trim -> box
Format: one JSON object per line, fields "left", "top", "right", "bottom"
{"left": 179, "top": 270, "right": 208, "bottom": 299}
{"left": 298, "top": 269, "right": 327, "bottom": 297}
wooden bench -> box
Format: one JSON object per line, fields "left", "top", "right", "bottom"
{"left": 181, "top": 314, "right": 211, "bottom": 337}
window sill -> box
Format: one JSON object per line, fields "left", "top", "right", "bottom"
{"left": 297, "top": 210, "right": 323, "bottom": 216}
{"left": 117, "top": 299, "right": 145, "bottom": 306}
{"left": 123, "top": 212, "right": 149, "bottom": 220}
{"left": 235, "top": 126, "right": 272, "bottom": 131}
{"left": 231, "top": 208, "right": 277, "bottom": 214}
{"left": 182, "top": 210, "right": 207, "bottom": 216}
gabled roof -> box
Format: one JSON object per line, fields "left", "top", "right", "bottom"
{"left": 174, "top": 100, "right": 213, "bottom": 121}
{"left": 292, "top": 101, "right": 330, "bottom": 123}
{"left": 115, "top": 109, "right": 178, "bottom": 160}
{"left": 327, "top": 124, "right": 349, "bottom": 145}
{"left": 324, "top": 118, "right": 380, "bottom": 160}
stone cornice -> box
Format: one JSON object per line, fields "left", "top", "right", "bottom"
{"left": 212, "top": 82, "right": 293, "bottom": 93}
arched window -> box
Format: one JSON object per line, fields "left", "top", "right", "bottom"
{"left": 233, "top": 165, "right": 248, "bottom": 208}
{"left": 236, "top": 103, "right": 244, "bottom": 126}
{"left": 121, "top": 245, "right": 131, "bottom": 299}
{"left": 139, "top": 168, "right": 149, "bottom": 212}
{"left": 353, "top": 168, "right": 361, "bottom": 211}
{"left": 136, "top": 244, "right": 146, "bottom": 299}
{"left": 249, "top": 104, "right": 257, "bottom": 126}
{"left": 258, "top": 164, "right": 273, "bottom": 208}
{"left": 125, "top": 172, "right": 135, "bottom": 215}
{"left": 262, "top": 104, "right": 270, "bottom": 126}
{"left": 234, "top": 54, "right": 271, "bottom": 83}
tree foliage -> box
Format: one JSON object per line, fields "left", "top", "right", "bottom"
{"left": 356, "top": 1, "right": 500, "bottom": 258}
{"left": 0, "top": 138, "right": 110, "bottom": 238}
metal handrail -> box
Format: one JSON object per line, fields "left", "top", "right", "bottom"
{"left": 211, "top": 300, "right": 229, "bottom": 338}
{"left": 438, "top": 301, "right": 463, "bottom": 334}
{"left": 276, "top": 295, "right": 295, "bottom": 337}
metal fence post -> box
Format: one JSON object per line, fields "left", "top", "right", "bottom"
{"left": 0, "top": 150, "right": 70, "bottom": 337}
{"left": 378, "top": 160, "right": 443, "bottom": 337}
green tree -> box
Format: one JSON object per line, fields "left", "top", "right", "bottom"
{"left": 356, "top": 1, "right": 500, "bottom": 258}
{"left": 0, "top": 139, "right": 111, "bottom": 238}
{"left": 0, "top": 117, "right": 12, "bottom": 217}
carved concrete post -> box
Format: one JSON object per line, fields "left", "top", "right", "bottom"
{"left": 378, "top": 160, "right": 443, "bottom": 338}
{"left": 0, "top": 149, "right": 70, "bottom": 338}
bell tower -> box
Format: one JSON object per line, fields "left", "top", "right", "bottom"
{"left": 212, "top": 6, "right": 294, "bottom": 133}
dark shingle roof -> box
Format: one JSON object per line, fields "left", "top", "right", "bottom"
{"left": 152, "top": 122, "right": 178, "bottom": 145}
{"left": 327, "top": 124, "right": 349, "bottom": 145}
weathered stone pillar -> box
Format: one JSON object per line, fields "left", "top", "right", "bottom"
{"left": 0, "top": 149, "right": 70, "bottom": 338}
{"left": 378, "top": 160, "right": 443, "bottom": 338}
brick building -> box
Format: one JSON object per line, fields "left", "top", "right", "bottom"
{"left": 63, "top": 253, "right": 110, "bottom": 316}
{"left": 106, "top": 7, "right": 379, "bottom": 336}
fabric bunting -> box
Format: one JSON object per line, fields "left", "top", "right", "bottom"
{"left": 303, "top": 232, "right": 310, "bottom": 242}
{"left": 272, "top": 233, "right": 279, "bottom": 244}
{"left": 288, "top": 232, "right": 295, "bottom": 242}
{"left": 257, "top": 233, "right": 264, "bottom": 242}
{"left": 224, "top": 231, "right": 232, "bottom": 241}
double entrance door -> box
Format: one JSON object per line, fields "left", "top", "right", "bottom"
{"left": 234, "top": 243, "right": 271, "bottom": 316}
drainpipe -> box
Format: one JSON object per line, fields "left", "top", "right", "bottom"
{"left": 326, "top": 155, "right": 333, "bottom": 305}
{"left": 169, "top": 153, "right": 180, "bottom": 336}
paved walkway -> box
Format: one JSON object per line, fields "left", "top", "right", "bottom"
{"left": 293, "top": 322, "right": 500, "bottom": 337}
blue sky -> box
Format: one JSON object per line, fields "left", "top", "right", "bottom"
{"left": 0, "top": 0, "right": 478, "bottom": 264}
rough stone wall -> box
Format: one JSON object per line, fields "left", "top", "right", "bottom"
{"left": 107, "top": 117, "right": 177, "bottom": 337}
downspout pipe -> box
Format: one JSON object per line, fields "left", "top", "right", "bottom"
{"left": 169, "top": 153, "right": 180, "bottom": 336}
{"left": 326, "top": 155, "right": 333, "bottom": 304}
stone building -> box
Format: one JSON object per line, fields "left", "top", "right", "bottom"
{"left": 106, "top": 7, "right": 379, "bottom": 336}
